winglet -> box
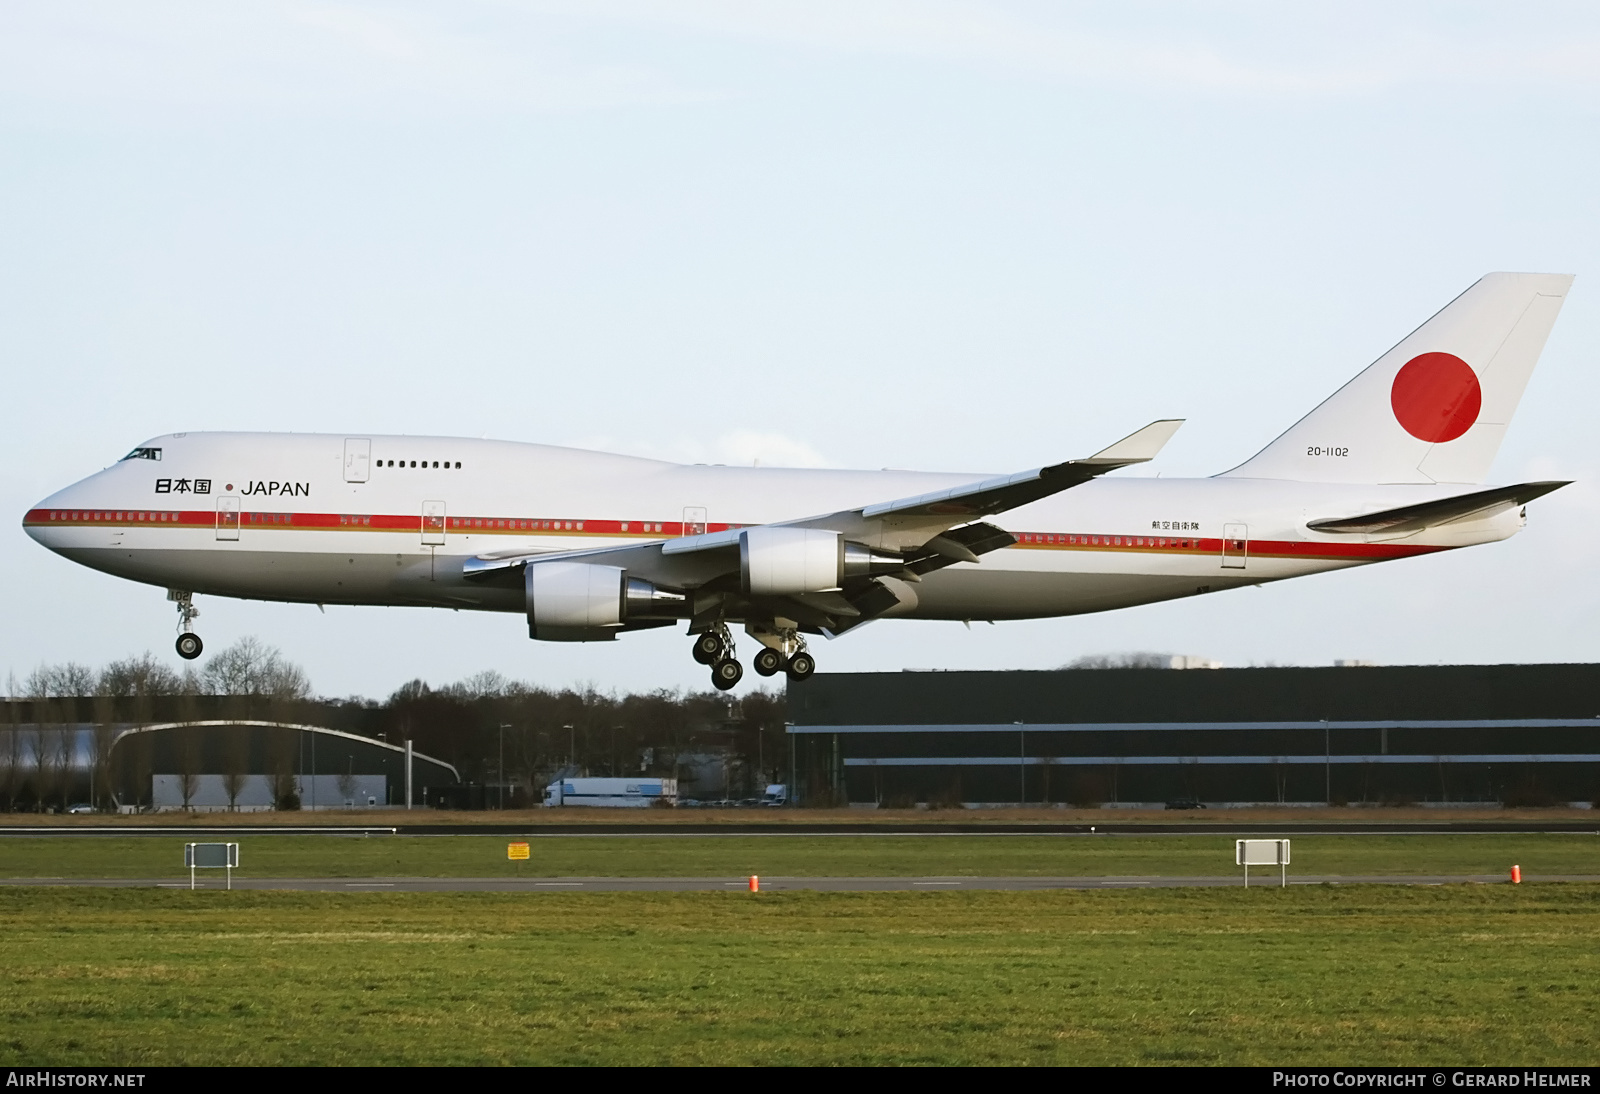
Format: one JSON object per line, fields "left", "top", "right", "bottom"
{"left": 1073, "top": 419, "right": 1184, "bottom": 468}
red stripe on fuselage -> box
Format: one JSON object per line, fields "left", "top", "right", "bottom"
{"left": 20, "top": 508, "right": 1447, "bottom": 562}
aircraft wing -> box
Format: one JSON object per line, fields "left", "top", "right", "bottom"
{"left": 464, "top": 419, "right": 1183, "bottom": 632}
{"left": 666, "top": 418, "right": 1184, "bottom": 556}
{"left": 1306, "top": 481, "right": 1569, "bottom": 536}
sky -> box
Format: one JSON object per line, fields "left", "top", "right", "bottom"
{"left": 2, "top": 2, "right": 1599, "bottom": 699}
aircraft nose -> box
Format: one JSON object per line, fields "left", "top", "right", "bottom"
{"left": 23, "top": 484, "right": 82, "bottom": 549}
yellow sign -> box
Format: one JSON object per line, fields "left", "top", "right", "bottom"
{"left": 507, "top": 842, "right": 530, "bottom": 861}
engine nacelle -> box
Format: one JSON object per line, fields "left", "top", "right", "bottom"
{"left": 741, "top": 527, "right": 840, "bottom": 596}
{"left": 740, "top": 527, "right": 903, "bottom": 596}
{"left": 526, "top": 562, "right": 685, "bottom": 642}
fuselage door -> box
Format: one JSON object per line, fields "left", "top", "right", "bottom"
{"left": 422, "top": 500, "right": 446, "bottom": 546}
{"left": 343, "top": 438, "right": 372, "bottom": 483}
{"left": 1221, "top": 523, "right": 1248, "bottom": 568}
{"left": 216, "top": 497, "right": 241, "bottom": 542}
{"left": 683, "top": 506, "right": 708, "bottom": 536}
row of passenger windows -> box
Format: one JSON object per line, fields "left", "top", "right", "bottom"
{"left": 451, "top": 518, "right": 585, "bottom": 531}
{"left": 379, "top": 459, "right": 462, "bottom": 469}
{"left": 47, "top": 510, "right": 181, "bottom": 522}
{"left": 1018, "top": 533, "right": 1195, "bottom": 548}
{"left": 248, "top": 513, "right": 293, "bottom": 525}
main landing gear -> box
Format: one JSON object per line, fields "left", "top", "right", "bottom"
{"left": 169, "top": 589, "right": 204, "bottom": 661}
{"left": 692, "top": 624, "right": 743, "bottom": 690}
{"left": 693, "top": 623, "right": 816, "bottom": 689}
{"left": 753, "top": 645, "right": 814, "bottom": 681}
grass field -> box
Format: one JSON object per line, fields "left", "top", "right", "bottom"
{"left": 1, "top": 885, "right": 1596, "bottom": 1065}
{"left": 0, "top": 833, "right": 1596, "bottom": 878}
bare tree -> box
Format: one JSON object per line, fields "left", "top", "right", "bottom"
{"left": 201, "top": 637, "right": 311, "bottom": 700}
{"left": 89, "top": 693, "right": 119, "bottom": 812}
{"left": 49, "top": 726, "right": 74, "bottom": 811}
{"left": 175, "top": 725, "right": 202, "bottom": 811}
{"left": 336, "top": 763, "right": 357, "bottom": 806}
{"left": 1062, "top": 652, "right": 1180, "bottom": 670}
{"left": 98, "top": 653, "right": 183, "bottom": 699}
{"left": 25, "top": 663, "right": 96, "bottom": 701}
{"left": 1, "top": 677, "right": 22, "bottom": 812}
{"left": 0, "top": 707, "right": 17, "bottom": 813}
{"left": 123, "top": 731, "right": 153, "bottom": 812}
{"left": 221, "top": 727, "right": 250, "bottom": 811}
{"left": 265, "top": 728, "right": 299, "bottom": 811}
{"left": 26, "top": 723, "right": 53, "bottom": 812}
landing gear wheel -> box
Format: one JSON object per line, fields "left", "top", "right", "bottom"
{"left": 785, "top": 652, "right": 815, "bottom": 681}
{"left": 692, "top": 632, "right": 724, "bottom": 665}
{"left": 752, "top": 648, "right": 784, "bottom": 677}
{"left": 175, "top": 633, "right": 204, "bottom": 660}
{"left": 711, "top": 658, "right": 744, "bottom": 691}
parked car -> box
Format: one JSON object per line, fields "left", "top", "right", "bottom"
{"left": 66, "top": 803, "right": 96, "bottom": 814}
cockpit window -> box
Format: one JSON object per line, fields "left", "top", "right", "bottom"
{"left": 121, "top": 447, "right": 162, "bottom": 461}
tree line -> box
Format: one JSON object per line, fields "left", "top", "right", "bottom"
{"left": 2, "top": 639, "right": 788, "bottom": 810}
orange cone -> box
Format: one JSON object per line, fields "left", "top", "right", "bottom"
{"left": 748, "top": 875, "right": 760, "bottom": 892}
{"left": 1511, "top": 865, "right": 1521, "bottom": 884}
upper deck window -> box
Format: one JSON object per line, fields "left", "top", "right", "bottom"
{"left": 121, "top": 447, "right": 162, "bottom": 462}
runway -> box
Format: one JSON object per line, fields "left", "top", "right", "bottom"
{"left": 3, "top": 874, "right": 1596, "bottom": 891}
{"left": 4, "top": 821, "right": 1599, "bottom": 837}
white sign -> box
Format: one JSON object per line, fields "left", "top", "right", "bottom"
{"left": 1235, "top": 839, "right": 1290, "bottom": 887}
{"left": 184, "top": 842, "right": 240, "bottom": 890}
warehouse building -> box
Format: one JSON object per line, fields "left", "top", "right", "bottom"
{"left": 0, "top": 720, "right": 459, "bottom": 811}
{"left": 786, "top": 664, "right": 1600, "bottom": 808}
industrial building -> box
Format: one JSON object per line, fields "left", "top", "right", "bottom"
{"left": 786, "top": 664, "right": 1600, "bottom": 808}
{"left": 0, "top": 720, "right": 459, "bottom": 811}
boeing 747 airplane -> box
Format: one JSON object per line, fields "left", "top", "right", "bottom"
{"left": 23, "top": 273, "right": 1574, "bottom": 689}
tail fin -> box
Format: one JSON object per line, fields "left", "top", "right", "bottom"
{"left": 1223, "top": 272, "right": 1573, "bottom": 484}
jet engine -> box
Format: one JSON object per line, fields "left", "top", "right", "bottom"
{"left": 740, "top": 526, "right": 902, "bottom": 596}
{"left": 526, "top": 561, "right": 685, "bottom": 641}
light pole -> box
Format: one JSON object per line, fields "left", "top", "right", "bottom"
{"left": 498, "top": 724, "right": 511, "bottom": 811}
{"left": 1323, "top": 718, "right": 1330, "bottom": 806}
{"left": 1014, "top": 721, "right": 1025, "bottom": 806}
{"left": 563, "top": 724, "right": 575, "bottom": 774}
{"left": 784, "top": 722, "right": 794, "bottom": 804}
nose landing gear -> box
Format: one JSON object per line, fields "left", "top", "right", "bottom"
{"left": 169, "top": 590, "right": 203, "bottom": 660}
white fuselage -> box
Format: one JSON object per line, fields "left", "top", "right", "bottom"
{"left": 23, "top": 432, "right": 1522, "bottom": 624}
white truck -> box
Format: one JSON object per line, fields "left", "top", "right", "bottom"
{"left": 543, "top": 777, "right": 678, "bottom": 808}
{"left": 761, "top": 784, "right": 787, "bottom": 807}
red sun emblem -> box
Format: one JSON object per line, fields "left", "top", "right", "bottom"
{"left": 1390, "top": 352, "right": 1481, "bottom": 443}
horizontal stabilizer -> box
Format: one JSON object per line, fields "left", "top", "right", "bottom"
{"left": 1307, "top": 481, "right": 1569, "bottom": 535}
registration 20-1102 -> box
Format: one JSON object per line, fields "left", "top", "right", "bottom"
{"left": 1306, "top": 446, "right": 1348, "bottom": 457}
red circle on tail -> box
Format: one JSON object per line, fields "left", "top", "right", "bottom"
{"left": 1390, "top": 352, "right": 1481, "bottom": 443}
